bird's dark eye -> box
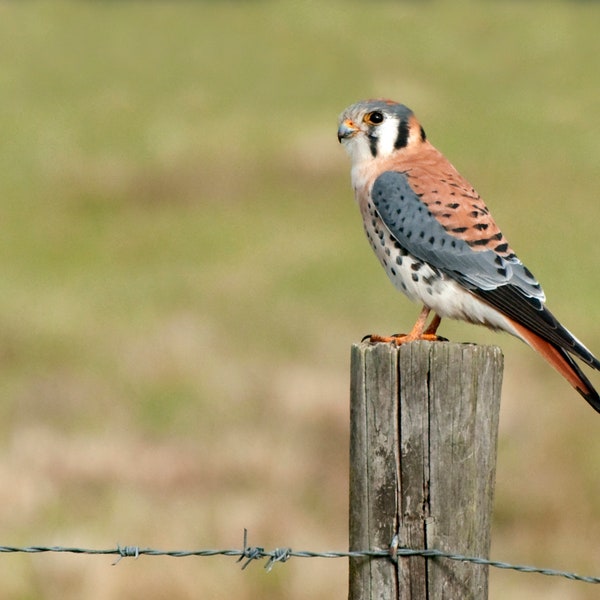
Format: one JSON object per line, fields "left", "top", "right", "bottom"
{"left": 365, "top": 111, "right": 384, "bottom": 125}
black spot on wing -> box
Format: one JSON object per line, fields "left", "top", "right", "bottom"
{"left": 467, "top": 234, "right": 502, "bottom": 248}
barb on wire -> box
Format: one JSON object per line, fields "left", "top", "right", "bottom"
{"left": 265, "top": 547, "right": 292, "bottom": 572}
{"left": 236, "top": 529, "right": 266, "bottom": 570}
{"left": 112, "top": 545, "right": 140, "bottom": 566}
{"left": 0, "top": 529, "right": 599, "bottom": 585}
{"left": 235, "top": 529, "right": 292, "bottom": 572}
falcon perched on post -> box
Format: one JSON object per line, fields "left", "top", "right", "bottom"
{"left": 338, "top": 98, "right": 600, "bottom": 412}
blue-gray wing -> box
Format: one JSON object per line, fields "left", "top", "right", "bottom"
{"left": 371, "top": 170, "right": 544, "bottom": 302}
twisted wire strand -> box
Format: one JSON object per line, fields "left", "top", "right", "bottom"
{"left": 0, "top": 531, "right": 598, "bottom": 585}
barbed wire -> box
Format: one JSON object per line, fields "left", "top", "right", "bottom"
{"left": 0, "top": 529, "right": 599, "bottom": 584}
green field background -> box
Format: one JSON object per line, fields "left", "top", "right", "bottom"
{"left": 1, "top": 1, "right": 599, "bottom": 598}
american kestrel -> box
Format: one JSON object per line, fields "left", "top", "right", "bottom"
{"left": 338, "top": 99, "right": 600, "bottom": 412}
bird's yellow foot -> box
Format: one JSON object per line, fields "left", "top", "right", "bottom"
{"left": 361, "top": 307, "right": 446, "bottom": 345}
{"left": 367, "top": 333, "right": 447, "bottom": 345}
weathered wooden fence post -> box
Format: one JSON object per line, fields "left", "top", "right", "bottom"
{"left": 349, "top": 341, "right": 503, "bottom": 600}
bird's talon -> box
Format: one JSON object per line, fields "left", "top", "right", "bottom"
{"left": 419, "top": 334, "right": 448, "bottom": 342}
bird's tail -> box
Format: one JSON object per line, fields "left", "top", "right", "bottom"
{"left": 511, "top": 321, "right": 600, "bottom": 413}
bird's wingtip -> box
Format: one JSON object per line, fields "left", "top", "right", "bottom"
{"left": 579, "top": 385, "right": 600, "bottom": 414}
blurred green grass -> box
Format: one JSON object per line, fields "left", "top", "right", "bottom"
{"left": 0, "top": 1, "right": 599, "bottom": 598}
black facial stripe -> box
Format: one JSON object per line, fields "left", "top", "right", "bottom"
{"left": 394, "top": 118, "right": 410, "bottom": 149}
{"left": 368, "top": 134, "right": 378, "bottom": 157}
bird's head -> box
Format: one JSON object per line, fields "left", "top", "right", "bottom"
{"left": 337, "top": 99, "right": 426, "bottom": 164}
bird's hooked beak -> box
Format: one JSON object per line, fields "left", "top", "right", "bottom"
{"left": 337, "top": 118, "right": 359, "bottom": 143}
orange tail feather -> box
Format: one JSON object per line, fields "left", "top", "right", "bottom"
{"left": 510, "top": 320, "right": 600, "bottom": 413}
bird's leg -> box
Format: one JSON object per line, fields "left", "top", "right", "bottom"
{"left": 423, "top": 313, "right": 442, "bottom": 336}
{"left": 369, "top": 306, "right": 446, "bottom": 345}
